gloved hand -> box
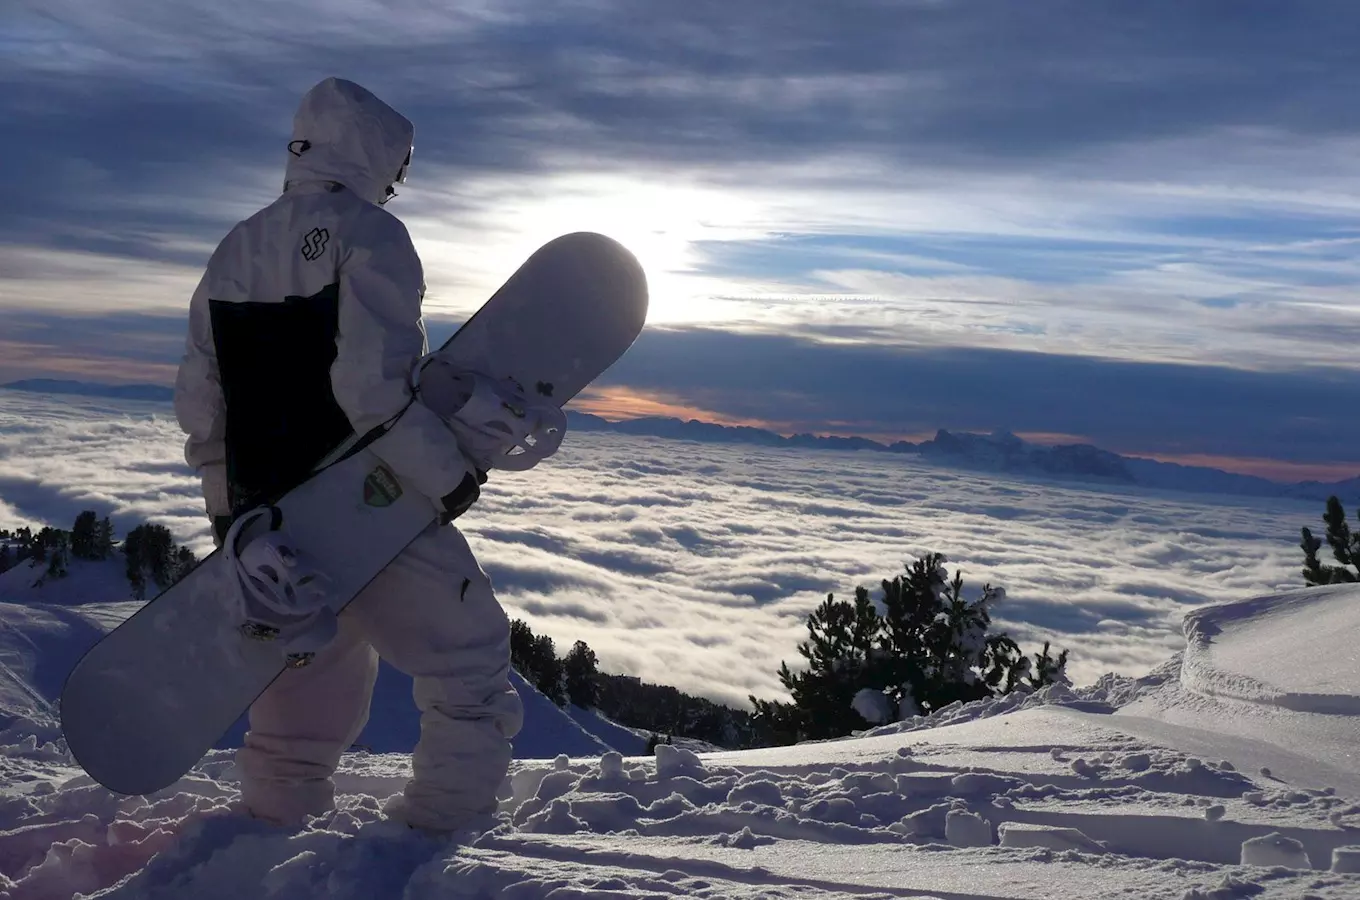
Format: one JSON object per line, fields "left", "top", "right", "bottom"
{"left": 437, "top": 467, "right": 488, "bottom": 524}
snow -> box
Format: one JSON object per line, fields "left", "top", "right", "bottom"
{"left": 1181, "top": 586, "right": 1360, "bottom": 711}
{"left": 851, "top": 686, "right": 893, "bottom": 725}
{"left": 1240, "top": 832, "right": 1311, "bottom": 869}
{"left": 0, "top": 560, "right": 1358, "bottom": 896}
{"left": 1333, "top": 845, "right": 1360, "bottom": 874}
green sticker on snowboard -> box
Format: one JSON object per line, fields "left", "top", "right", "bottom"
{"left": 363, "top": 465, "right": 403, "bottom": 507}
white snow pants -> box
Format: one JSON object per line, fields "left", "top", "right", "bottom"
{"left": 235, "top": 522, "right": 524, "bottom": 832}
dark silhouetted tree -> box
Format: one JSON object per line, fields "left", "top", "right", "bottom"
{"left": 94, "top": 517, "right": 115, "bottom": 560}
{"left": 509, "top": 618, "right": 536, "bottom": 675}
{"left": 751, "top": 586, "right": 882, "bottom": 742}
{"left": 1302, "top": 496, "right": 1359, "bottom": 585}
{"left": 70, "top": 511, "right": 98, "bottom": 560}
{"left": 530, "top": 633, "right": 567, "bottom": 706}
{"left": 564, "top": 640, "right": 600, "bottom": 708}
{"left": 123, "top": 523, "right": 196, "bottom": 600}
{"left": 752, "top": 553, "right": 1068, "bottom": 746}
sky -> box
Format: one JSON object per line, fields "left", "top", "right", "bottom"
{"left": 3, "top": 1, "right": 1360, "bottom": 479}
{"left": 0, "top": 392, "right": 1318, "bottom": 702}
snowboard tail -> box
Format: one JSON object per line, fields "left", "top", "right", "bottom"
{"left": 60, "top": 232, "right": 648, "bottom": 796}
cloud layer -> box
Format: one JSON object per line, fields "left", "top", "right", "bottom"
{"left": 0, "top": 391, "right": 1317, "bottom": 706}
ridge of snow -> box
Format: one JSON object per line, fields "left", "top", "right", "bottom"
{"left": 1180, "top": 585, "right": 1360, "bottom": 715}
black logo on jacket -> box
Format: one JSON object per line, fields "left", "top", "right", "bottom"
{"left": 301, "top": 228, "right": 330, "bottom": 261}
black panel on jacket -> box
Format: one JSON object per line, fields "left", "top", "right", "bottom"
{"left": 209, "top": 283, "right": 354, "bottom": 513}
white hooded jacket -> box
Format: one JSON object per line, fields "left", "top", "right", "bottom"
{"left": 175, "top": 77, "right": 472, "bottom": 523}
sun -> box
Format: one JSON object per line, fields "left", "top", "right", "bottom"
{"left": 416, "top": 170, "right": 775, "bottom": 326}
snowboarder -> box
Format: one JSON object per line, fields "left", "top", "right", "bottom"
{"left": 173, "top": 77, "right": 524, "bottom": 833}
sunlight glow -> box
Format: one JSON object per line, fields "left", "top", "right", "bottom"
{"left": 412, "top": 171, "right": 779, "bottom": 326}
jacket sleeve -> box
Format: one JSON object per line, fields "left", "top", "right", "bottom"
{"left": 174, "top": 264, "right": 231, "bottom": 520}
{"left": 331, "top": 211, "right": 472, "bottom": 503}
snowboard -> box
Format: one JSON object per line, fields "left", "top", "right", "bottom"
{"left": 60, "top": 232, "right": 648, "bottom": 796}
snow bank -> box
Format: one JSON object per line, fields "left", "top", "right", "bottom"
{"left": 1181, "top": 585, "right": 1360, "bottom": 715}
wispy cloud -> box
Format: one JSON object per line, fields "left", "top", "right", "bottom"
{"left": 0, "top": 392, "right": 1320, "bottom": 702}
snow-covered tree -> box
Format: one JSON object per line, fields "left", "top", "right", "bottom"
{"left": 1028, "top": 640, "right": 1071, "bottom": 689}
{"left": 1302, "top": 496, "right": 1359, "bottom": 585}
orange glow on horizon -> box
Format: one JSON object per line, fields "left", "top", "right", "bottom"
{"left": 0, "top": 342, "right": 179, "bottom": 385}
{"left": 573, "top": 391, "right": 1358, "bottom": 484}
{"left": 1125, "top": 452, "right": 1359, "bottom": 484}
{"left": 570, "top": 387, "right": 773, "bottom": 428}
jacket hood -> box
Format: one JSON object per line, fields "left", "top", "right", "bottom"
{"left": 284, "top": 78, "right": 414, "bottom": 206}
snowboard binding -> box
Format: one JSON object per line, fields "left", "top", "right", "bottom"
{"left": 223, "top": 506, "right": 338, "bottom": 668}
{"left": 412, "top": 357, "right": 568, "bottom": 473}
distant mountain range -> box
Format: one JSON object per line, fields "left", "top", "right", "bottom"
{"left": 2, "top": 379, "right": 174, "bottom": 403}
{"left": 4, "top": 379, "right": 1355, "bottom": 501}
{"left": 567, "top": 412, "right": 1359, "bottom": 502}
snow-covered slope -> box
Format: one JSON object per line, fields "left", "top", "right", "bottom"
{"left": 0, "top": 558, "right": 137, "bottom": 609}
{"left": 0, "top": 582, "right": 1357, "bottom": 897}
{"left": 0, "top": 557, "right": 631, "bottom": 762}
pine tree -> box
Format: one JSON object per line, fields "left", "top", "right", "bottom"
{"left": 761, "top": 586, "right": 883, "bottom": 741}
{"left": 530, "top": 633, "right": 567, "bottom": 706}
{"left": 755, "top": 553, "right": 1069, "bottom": 746}
{"left": 1302, "top": 496, "right": 1360, "bottom": 585}
{"left": 123, "top": 523, "right": 196, "bottom": 599}
{"left": 509, "top": 618, "right": 537, "bottom": 676}
{"left": 564, "top": 640, "right": 601, "bottom": 708}
{"left": 95, "top": 517, "right": 115, "bottom": 560}
{"left": 1028, "top": 641, "right": 1071, "bottom": 689}
{"left": 0, "top": 544, "right": 10, "bottom": 574}
{"left": 70, "top": 511, "right": 98, "bottom": 560}
{"left": 40, "top": 531, "right": 70, "bottom": 580}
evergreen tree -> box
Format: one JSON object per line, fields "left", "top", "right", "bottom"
{"left": 564, "top": 640, "right": 601, "bottom": 708}
{"left": 530, "top": 633, "right": 567, "bottom": 706}
{"left": 754, "top": 552, "right": 1068, "bottom": 746}
{"left": 46, "top": 544, "right": 68, "bottom": 579}
{"left": 509, "top": 618, "right": 537, "bottom": 676}
{"left": 1028, "top": 641, "right": 1071, "bottom": 689}
{"left": 1302, "top": 496, "right": 1360, "bottom": 585}
{"left": 0, "top": 544, "right": 10, "bottom": 574}
{"left": 70, "top": 511, "right": 98, "bottom": 560}
{"left": 123, "top": 523, "right": 196, "bottom": 599}
{"left": 95, "top": 517, "right": 116, "bottom": 560}
{"left": 756, "top": 586, "right": 883, "bottom": 741}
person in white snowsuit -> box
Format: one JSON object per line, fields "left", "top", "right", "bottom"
{"left": 174, "top": 77, "right": 523, "bottom": 833}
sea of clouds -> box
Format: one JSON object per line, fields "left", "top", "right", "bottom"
{"left": 0, "top": 390, "right": 1318, "bottom": 707}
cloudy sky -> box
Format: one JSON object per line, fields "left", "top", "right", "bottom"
{"left": 0, "top": 392, "right": 1316, "bottom": 703}
{"left": 3, "top": 1, "right": 1360, "bottom": 479}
